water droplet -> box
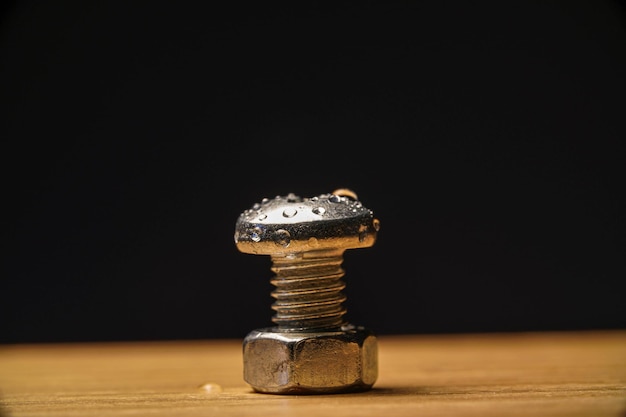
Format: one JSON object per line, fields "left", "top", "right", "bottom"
{"left": 286, "top": 193, "right": 299, "bottom": 202}
{"left": 253, "top": 203, "right": 261, "bottom": 210}
{"left": 199, "top": 382, "right": 223, "bottom": 394}
{"left": 373, "top": 218, "right": 381, "bottom": 231}
{"left": 258, "top": 213, "right": 267, "bottom": 221}
{"left": 261, "top": 198, "right": 270, "bottom": 204}
{"left": 332, "top": 188, "right": 359, "bottom": 200}
{"left": 251, "top": 227, "right": 263, "bottom": 242}
{"left": 329, "top": 194, "right": 341, "bottom": 203}
{"left": 283, "top": 207, "right": 297, "bottom": 218}
{"left": 358, "top": 224, "right": 368, "bottom": 242}
{"left": 312, "top": 206, "right": 326, "bottom": 215}
{"left": 274, "top": 229, "right": 291, "bottom": 247}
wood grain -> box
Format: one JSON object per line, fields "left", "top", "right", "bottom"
{"left": 1, "top": 330, "right": 625, "bottom": 416}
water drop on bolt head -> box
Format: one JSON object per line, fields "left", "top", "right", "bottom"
{"left": 274, "top": 229, "right": 291, "bottom": 247}
{"left": 251, "top": 227, "right": 263, "bottom": 242}
{"left": 283, "top": 208, "right": 297, "bottom": 218}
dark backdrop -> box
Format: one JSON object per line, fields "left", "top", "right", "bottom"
{"left": 2, "top": 1, "right": 625, "bottom": 343}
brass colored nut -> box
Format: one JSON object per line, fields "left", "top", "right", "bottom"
{"left": 243, "top": 326, "right": 378, "bottom": 394}
{"left": 234, "top": 189, "right": 380, "bottom": 395}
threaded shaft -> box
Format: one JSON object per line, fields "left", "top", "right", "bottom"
{"left": 269, "top": 249, "right": 348, "bottom": 331}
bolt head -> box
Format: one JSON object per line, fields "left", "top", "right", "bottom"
{"left": 243, "top": 326, "right": 378, "bottom": 394}
{"left": 234, "top": 190, "right": 380, "bottom": 255}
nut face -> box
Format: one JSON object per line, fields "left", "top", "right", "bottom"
{"left": 243, "top": 326, "right": 378, "bottom": 394}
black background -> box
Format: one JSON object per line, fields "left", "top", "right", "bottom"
{"left": 2, "top": 1, "right": 625, "bottom": 343}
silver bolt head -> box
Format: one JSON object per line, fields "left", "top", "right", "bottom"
{"left": 243, "top": 326, "right": 378, "bottom": 394}
{"left": 234, "top": 190, "right": 380, "bottom": 255}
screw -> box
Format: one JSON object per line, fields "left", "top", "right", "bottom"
{"left": 234, "top": 188, "right": 380, "bottom": 394}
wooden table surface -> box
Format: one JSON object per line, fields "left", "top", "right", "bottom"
{"left": 1, "top": 330, "right": 625, "bottom": 417}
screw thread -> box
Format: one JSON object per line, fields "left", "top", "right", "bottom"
{"left": 270, "top": 249, "right": 348, "bottom": 331}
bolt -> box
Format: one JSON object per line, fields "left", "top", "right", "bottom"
{"left": 234, "top": 188, "right": 381, "bottom": 394}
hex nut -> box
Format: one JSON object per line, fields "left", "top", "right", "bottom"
{"left": 243, "top": 326, "right": 378, "bottom": 394}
